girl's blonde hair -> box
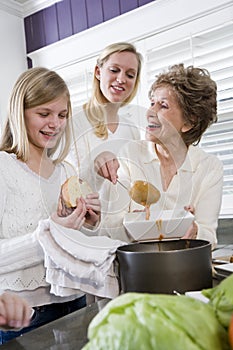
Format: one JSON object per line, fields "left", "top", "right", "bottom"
{"left": 0, "top": 67, "right": 72, "bottom": 164}
{"left": 83, "top": 42, "right": 143, "bottom": 139}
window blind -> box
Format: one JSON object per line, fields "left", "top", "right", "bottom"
{"left": 58, "top": 56, "right": 97, "bottom": 112}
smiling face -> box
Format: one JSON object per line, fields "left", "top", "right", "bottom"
{"left": 145, "top": 86, "right": 191, "bottom": 145}
{"left": 95, "top": 51, "right": 139, "bottom": 104}
{"left": 24, "top": 93, "right": 68, "bottom": 153}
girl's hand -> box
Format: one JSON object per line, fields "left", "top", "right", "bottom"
{"left": 52, "top": 197, "right": 87, "bottom": 230}
{"left": 57, "top": 192, "right": 74, "bottom": 217}
{"left": 0, "top": 292, "right": 31, "bottom": 328}
{"left": 84, "top": 192, "right": 101, "bottom": 227}
{"left": 94, "top": 151, "right": 120, "bottom": 184}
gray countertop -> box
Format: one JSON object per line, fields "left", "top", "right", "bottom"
{"left": 1, "top": 276, "right": 223, "bottom": 350}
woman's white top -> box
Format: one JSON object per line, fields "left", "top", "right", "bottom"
{"left": 100, "top": 140, "right": 223, "bottom": 246}
{"left": 0, "top": 152, "right": 98, "bottom": 306}
{"left": 67, "top": 105, "right": 146, "bottom": 185}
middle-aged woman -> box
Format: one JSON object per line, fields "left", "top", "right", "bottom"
{"left": 68, "top": 42, "right": 144, "bottom": 186}
{"left": 99, "top": 64, "right": 223, "bottom": 246}
{"left": 0, "top": 67, "right": 101, "bottom": 344}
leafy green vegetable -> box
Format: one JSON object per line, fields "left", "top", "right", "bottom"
{"left": 82, "top": 293, "right": 229, "bottom": 350}
{"left": 202, "top": 274, "right": 233, "bottom": 328}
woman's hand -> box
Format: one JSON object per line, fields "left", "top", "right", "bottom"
{"left": 182, "top": 221, "right": 198, "bottom": 239}
{"left": 0, "top": 292, "right": 31, "bottom": 329}
{"left": 182, "top": 205, "right": 197, "bottom": 239}
{"left": 94, "top": 151, "right": 120, "bottom": 184}
{"left": 84, "top": 192, "right": 101, "bottom": 228}
{"left": 53, "top": 194, "right": 101, "bottom": 230}
{"left": 52, "top": 197, "right": 87, "bottom": 230}
{"left": 184, "top": 205, "right": 195, "bottom": 215}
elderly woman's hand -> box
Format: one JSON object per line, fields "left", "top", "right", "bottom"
{"left": 182, "top": 221, "right": 198, "bottom": 239}
{"left": 182, "top": 205, "right": 197, "bottom": 239}
{"left": 94, "top": 151, "right": 120, "bottom": 184}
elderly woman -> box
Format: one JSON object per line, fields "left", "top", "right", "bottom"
{"left": 98, "top": 64, "right": 223, "bottom": 247}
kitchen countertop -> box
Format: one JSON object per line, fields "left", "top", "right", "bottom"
{"left": 1, "top": 245, "right": 232, "bottom": 349}
{"left": 1, "top": 278, "right": 222, "bottom": 350}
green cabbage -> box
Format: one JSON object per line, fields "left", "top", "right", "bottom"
{"left": 82, "top": 293, "right": 229, "bottom": 350}
{"left": 202, "top": 274, "right": 233, "bottom": 328}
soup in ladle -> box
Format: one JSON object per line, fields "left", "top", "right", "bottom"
{"left": 129, "top": 180, "right": 160, "bottom": 220}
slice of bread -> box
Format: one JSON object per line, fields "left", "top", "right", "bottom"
{"left": 61, "top": 176, "right": 92, "bottom": 208}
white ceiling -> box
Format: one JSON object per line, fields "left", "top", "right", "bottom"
{"left": 13, "top": 0, "right": 28, "bottom": 3}
{"left": 0, "top": 0, "right": 63, "bottom": 17}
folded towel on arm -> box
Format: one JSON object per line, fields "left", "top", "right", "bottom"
{"left": 37, "top": 219, "right": 125, "bottom": 299}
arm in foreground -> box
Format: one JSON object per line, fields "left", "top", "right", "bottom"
{"left": 0, "top": 292, "right": 32, "bottom": 329}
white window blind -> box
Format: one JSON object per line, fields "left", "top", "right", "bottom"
{"left": 57, "top": 56, "right": 98, "bottom": 112}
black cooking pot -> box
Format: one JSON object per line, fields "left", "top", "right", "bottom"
{"left": 116, "top": 239, "right": 212, "bottom": 294}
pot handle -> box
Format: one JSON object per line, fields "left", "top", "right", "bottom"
{"left": 114, "top": 258, "right": 122, "bottom": 293}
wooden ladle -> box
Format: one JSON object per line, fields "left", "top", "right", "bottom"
{"left": 118, "top": 179, "right": 161, "bottom": 220}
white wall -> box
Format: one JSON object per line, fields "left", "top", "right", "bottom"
{"left": 0, "top": 9, "right": 27, "bottom": 128}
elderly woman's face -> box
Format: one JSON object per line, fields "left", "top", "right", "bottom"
{"left": 145, "top": 86, "right": 190, "bottom": 144}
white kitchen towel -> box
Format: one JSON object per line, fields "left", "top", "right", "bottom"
{"left": 41, "top": 229, "right": 116, "bottom": 285}
{"left": 48, "top": 219, "right": 124, "bottom": 264}
{"left": 46, "top": 266, "right": 120, "bottom": 299}
{"left": 37, "top": 219, "right": 124, "bottom": 298}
